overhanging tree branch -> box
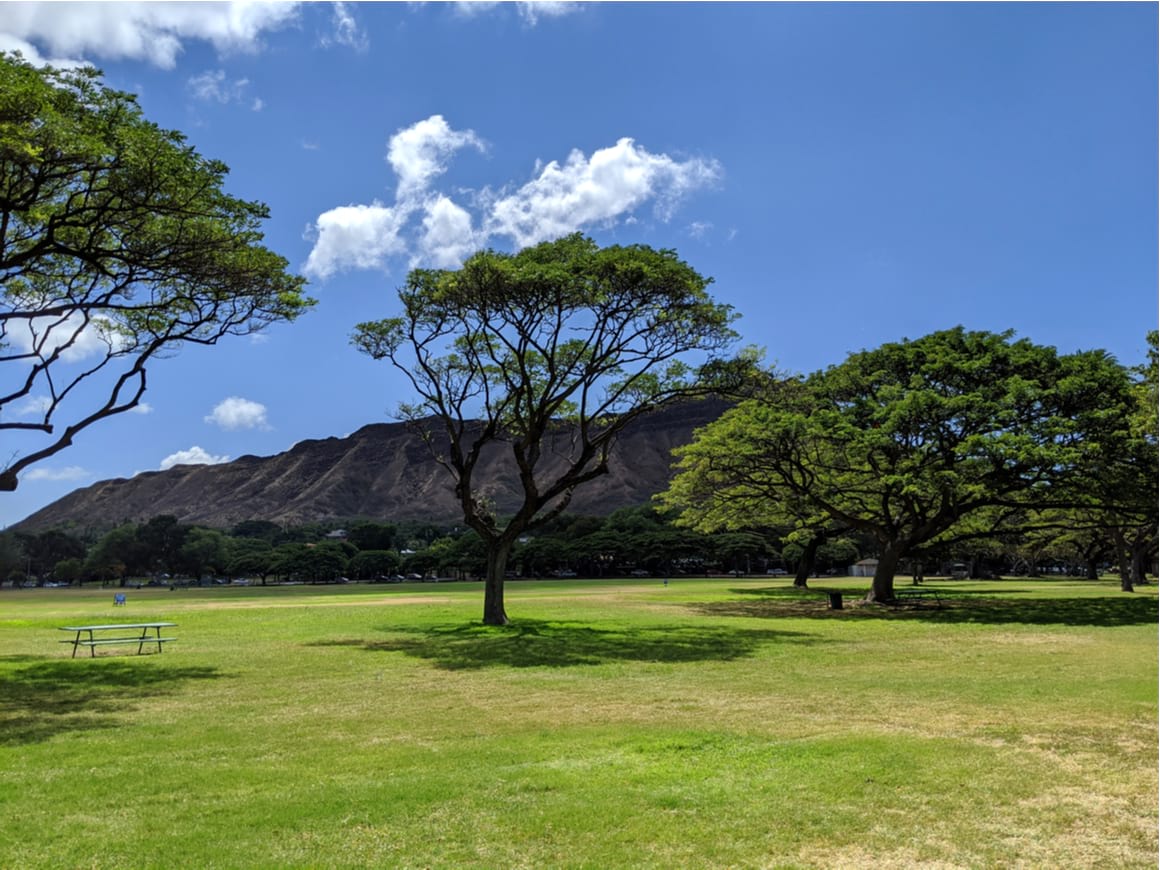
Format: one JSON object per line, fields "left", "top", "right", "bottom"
{"left": 0, "top": 53, "right": 313, "bottom": 490}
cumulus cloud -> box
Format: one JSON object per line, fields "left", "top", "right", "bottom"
{"left": 160, "top": 446, "right": 230, "bottom": 470}
{"left": 205, "top": 396, "right": 270, "bottom": 430}
{"left": 388, "top": 114, "right": 485, "bottom": 201}
{"left": 303, "top": 116, "right": 721, "bottom": 277}
{"left": 303, "top": 201, "right": 413, "bottom": 280}
{"left": 23, "top": 465, "right": 92, "bottom": 482}
{"left": 486, "top": 138, "right": 722, "bottom": 248}
{"left": 416, "top": 196, "right": 479, "bottom": 269}
{"left": 0, "top": 1, "right": 301, "bottom": 68}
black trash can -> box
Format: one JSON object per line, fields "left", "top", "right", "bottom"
{"left": 827, "top": 592, "right": 843, "bottom": 610}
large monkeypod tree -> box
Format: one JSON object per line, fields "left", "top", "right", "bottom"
{"left": 353, "top": 234, "right": 739, "bottom": 625}
{"left": 662, "top": 327, "right": 1135, "bottom": 603}
{"left": 0, "top": 54, "right": 312, "bottom": 489}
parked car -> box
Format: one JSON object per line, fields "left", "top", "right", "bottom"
{"left": 629, "top": 569, "right": 650, "bottom": 577}
{"left": 767, "top": 568, "right": 787, "bottom": 576}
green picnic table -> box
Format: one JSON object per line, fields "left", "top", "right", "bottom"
{"left": 59, "top": 622, "right": 177, "bottom": 658}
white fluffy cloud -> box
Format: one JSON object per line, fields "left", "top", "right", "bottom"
{"left": 160, "top": 446, "right": 230, "bottom": 470}
{"left": 304, "top": 116, "right": 721, "bottom": 278}
{"left": 486, "top": 138, "right": 722, "bottom": 248}
{"left": 0, "top": 1, "right": 300, "bottom": 68}
{"left": 205, "top": 396, "right": 269, "bottom": 430}
{"left": 23, "top": 465, "right": 92, "bottom": 482}
{"left": 303, "top": 201, "right": 413, "bottom": 280}
{"left": 388, "top": 114, "right": 485, "bottom": 201}
{"left": 417, "top": 196, "right": 479, "bottom": 269}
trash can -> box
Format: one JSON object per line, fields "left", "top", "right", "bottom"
{"left": 827, "top": 592, "right": 843, "bottom": 610}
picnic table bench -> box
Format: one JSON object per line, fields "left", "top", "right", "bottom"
{"left": 821, "top": 589, "right": 946, "bottom": 610}
{"left": 59, "top": 622, "right": 177, "bottom": 658}
{"left": 893, "top": 589, "right": 943, "bottom": 608}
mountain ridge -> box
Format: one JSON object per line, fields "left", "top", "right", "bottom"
{"left": 14, "top": 399, "right": 731, "bottom": 531}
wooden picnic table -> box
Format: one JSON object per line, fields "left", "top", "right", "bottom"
{"left": 59, "top": 622, "right": 177, "bottom": 658}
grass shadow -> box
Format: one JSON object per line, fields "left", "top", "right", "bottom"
{"left": 312, "top": 618, "right": 823, "bottom": 670}
{"left": 0, "top": 658, "right": 225, "bottom": 746}
{"left": 702, "top": 586, "right": 1159, "bottom": 627}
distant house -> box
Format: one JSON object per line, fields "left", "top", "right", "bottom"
{"left": 849, "top": 558, "right": 879, "bottom": 577}
{"left": 325, "top": 529, "right": 348, "bottom": 540}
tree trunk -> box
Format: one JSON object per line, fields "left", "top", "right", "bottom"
{"left": 912, "top": 560, "right": 924, "bottom": 586}
{"left": 794, "top": 535, "right": 822, "bottom": 589}
{"left": 483, "top": 540, "right": 512, "bottom": 625}
{"left": 1129, "top": 531, "right": 1152, "bottom": 586}
{"left": 1085, "top": 557, "right": 1099, "bottom": 581}
{"left": 865, "top": 543, "right": 905, "bottom": 603}
{"left": 1111, "top": 528, "right": 1133, "bottom": 593}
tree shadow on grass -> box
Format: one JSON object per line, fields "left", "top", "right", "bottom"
{"left": 311, "top": 619, "right": 824, "bottom": 670}
{"left": 0, "top": 657, "right": 225, "bottom": 747}
{"left": 700, "top": 586, "right": 1159, "bottom": 628}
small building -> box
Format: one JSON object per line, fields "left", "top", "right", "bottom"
{"left": 849, "top": 558, "right": 879, "bottom": 577}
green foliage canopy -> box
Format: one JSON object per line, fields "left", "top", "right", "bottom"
{"left": 0, "top": 54, "right": 312, "bottom": 489}
{"left": 353, "top": 234, "right": 740, "bottom": 623}
{"left": 662, "top": 327, "right": 1137, "bottom": 601}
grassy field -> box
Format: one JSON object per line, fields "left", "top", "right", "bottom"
{"left": 1, "top": 576, "right": 1156, "bottom": 869}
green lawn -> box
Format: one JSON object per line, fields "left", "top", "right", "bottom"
{"left": 1, "top": 577, "right": 1156, "bottom": 868}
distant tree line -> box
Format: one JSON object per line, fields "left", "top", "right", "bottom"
{"left": 0, "top": 498, "right": 1149, "bottom": 590}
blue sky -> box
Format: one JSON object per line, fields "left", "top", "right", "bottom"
{"left": 2, "top": 2, "right": 1156, "bottom": 528}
